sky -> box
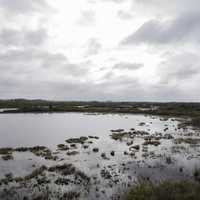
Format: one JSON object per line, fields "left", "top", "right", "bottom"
{"left": 0, "top": 0, "right": 200, "bottom": 101}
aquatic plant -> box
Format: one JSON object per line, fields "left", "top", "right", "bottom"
{"left": 92, "top": 148, "right": 99, "bottom": 152}
{"left": 143, "top": 140, "right": 160, "bottom": 146}
{"left": 65, "top": 137, "right": 88, "bottom": 144}
{"left": 0, "top": 148, "right": 13, "bottom": 155}
{"left": 67, "top": 151, "right": 79, "bottom": 156}
{"left": 57, "top": 144, "right": 69, "bottom": 151}
{"left": 1, "top": 154, "right": 13, "bottom": 161}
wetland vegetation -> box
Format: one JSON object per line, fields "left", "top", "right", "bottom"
{"left": 0, "top": 99, "right": 200, "bottom": 199}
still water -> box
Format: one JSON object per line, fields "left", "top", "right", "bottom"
{"left": 0, "top": 112, "right": 172, "bottom": 148}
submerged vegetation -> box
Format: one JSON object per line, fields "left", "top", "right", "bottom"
{"left": 0, "top": 163, "right": 90, "bottom": 199}
{"left": 65, "top": 136, "right": 88, "bottom": 144}
{"left": 0, "top": 146, "right": 58, "bottom": 161}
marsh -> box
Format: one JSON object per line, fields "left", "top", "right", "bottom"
{"left": 0, "top": 113, "right": 200, "bottom": 199}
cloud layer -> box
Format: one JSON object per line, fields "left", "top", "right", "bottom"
{"left": 122, "top": 12, "right": 200, "bottom": 45}
{"left": 0, "top": 0, "right": 199, "bottom": 101}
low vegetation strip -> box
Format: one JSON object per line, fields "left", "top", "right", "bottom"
{"left": 1, "top": 99, "right": 200, "bottom": 128}
{"left": 124, "top": 181, "right": 200, "bottom": 200}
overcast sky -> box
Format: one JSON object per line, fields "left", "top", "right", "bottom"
{"left": 0, "top": 0, "right": 199, "bottom": 101}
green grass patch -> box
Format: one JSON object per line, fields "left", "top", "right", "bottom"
{"left": 124, "top": 181, "right": 200, "bottom": 200}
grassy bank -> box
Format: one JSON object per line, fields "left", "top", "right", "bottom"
{"left": 124, "top": 181, "right": 200, "bottom": 200}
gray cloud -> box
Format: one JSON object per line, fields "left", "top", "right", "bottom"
{"left": 0, "top": 0, "right": 51, "bottom": 14}
{"left": 60, "top": 63, "right": 90, "bottom": 77}
{"left": 0, "top": 47, "right": 92, "bottom": 100}
{"left": 85, "top": 38, "right": 102, "bottom": 56}
{"left": 0, "top": 0, "right": 200, "bottom": 101}
{"left": 133, "top": 0, "right": 200, "bottom": 14}
{"left": 0, "top": 58, "right": 199, "bottom": 101}
{"left": 102, "top": 0, "right": 127, "bottom": 3}
{"left": 0, "top": 73, "right": 141, "bottom": 101}
{"left": 0, "top": 48, "right": 89, "bottom": 79}
{"left": 88, "top": 0, "right": 127, "bottom": 4}
{"left": 1, "top": 48, "right": 198, "bottom": 101}
{"left": 157, "top": 52, "right": 200, "bottom": 84}
{"left": 113, "top": 62, "right": 143, "bottom": 70}
{"left": 78, "top": 10, "right": 95, "bottom": 26}
{"left": 117, "top": 10, "right": 133, "bottom": 20}
{"left": 0, "top": 28, "right": 48, "bottom": 47}
{"left": 122, "top": 12, "right": 200, "bottom": 45}
{"left": 0, "top": 78, "right": 195, "bottom": 101}
{"left": 0, "top": 49, "right": 66, "bottom": 66}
